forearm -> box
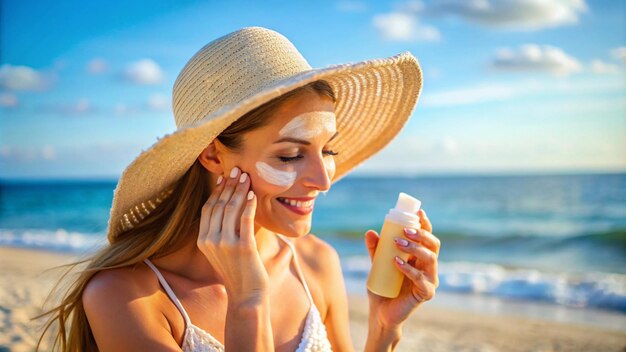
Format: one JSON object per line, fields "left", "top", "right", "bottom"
{"left": 364, "top": 319, "right": 402, "bottom": 352}
{"left": 224, "top": 296, "right": 274, "bottom": 351}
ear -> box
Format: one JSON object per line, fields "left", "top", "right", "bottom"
{"left": 197, "top": 140, "right": 226, "bottom": 176}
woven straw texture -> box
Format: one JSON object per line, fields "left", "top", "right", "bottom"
{"left": 107, "top": 26, "right": 422, "bottom": 242}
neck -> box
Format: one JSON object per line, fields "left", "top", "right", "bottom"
{"left": 253, "top": 224, "right": 284, "bottom": 263}
{"left": 154, "top": 224, "right": 284, "bottom": 281}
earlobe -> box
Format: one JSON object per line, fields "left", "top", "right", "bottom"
{"left": 197, "top": 141, "right": 224, "bottom": 175}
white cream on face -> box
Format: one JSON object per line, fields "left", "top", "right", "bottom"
{"left": 278, "top": 111, "right": 336, "bottom": 140}
{"left": 255, "top": 161, "right": 297, "bottom": 187}
{"left": 255, "top": 111, "right": 337, "bottom": 188}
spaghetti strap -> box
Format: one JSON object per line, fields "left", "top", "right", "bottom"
{"left": 276, "top": 234, "right": 315, "bottom": 305}
{"left": 144, "top": 259, "right": 192, "bottom": 326}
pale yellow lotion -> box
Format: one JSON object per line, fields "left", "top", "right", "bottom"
{"left": 367, "top": 192, "right": 422, "bottom": 298}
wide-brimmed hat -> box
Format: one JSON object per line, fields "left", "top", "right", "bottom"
{"left": 106, "top": 26, "right": 422, "bottom": 243}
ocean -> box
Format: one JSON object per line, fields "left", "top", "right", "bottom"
{"left": 1, "top": 173, "right": 625, "bottom": 315}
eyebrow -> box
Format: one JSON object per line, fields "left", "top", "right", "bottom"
{"left": 273, "top": 131, "right": 339, "bottom": 145}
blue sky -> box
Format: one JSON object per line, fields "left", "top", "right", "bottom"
{"left": 1, "top": 0, "right": 624, "bottom": 179}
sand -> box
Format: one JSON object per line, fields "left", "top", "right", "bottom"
{"left": 1, "top": 246, "right": 624, "bottom": 352}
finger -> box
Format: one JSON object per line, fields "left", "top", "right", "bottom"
{"left": 198, "top": 175, "right": 227, "bottom": 244}
{"left": 222, "top": 171, "right": 251, "bottom": 243}
{"left": 394, "top": 239, "right": 438, "bottom": 284}
{"left": 239, "top": 190, "right": 257, "bottom": 249}
{"left": 393, "top": 257, "right": 437, "bottom": 300}
{"left": 364, "top": 230, "right": 379, "bottom": 261}
{"left": 404, "top": 227, "right": 440, "bottom": 256}
{"left": 418, "top": 209, "right": 433, "bottom": 233}
{"left": 208, "top": 167, "right": 241, "bottom": 240}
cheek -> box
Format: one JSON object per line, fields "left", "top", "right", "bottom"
{"left": 254, "top": 161, "right": 297, "bottom": 189}
{"left": 324, "top": 157, "right": 336, "bottom": 177}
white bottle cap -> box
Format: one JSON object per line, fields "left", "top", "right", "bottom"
{"left": 395, "top": 192, "right": 421, "bottom": 214}
{"left": 386, "top": 192, "right": 422, "bottom": 227}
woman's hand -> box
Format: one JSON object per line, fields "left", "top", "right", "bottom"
{"left": 197, "top": 166, "right": 269, "bottom": 308}
{"left": 365, "top": 209, "right": 440, "bottom": 330}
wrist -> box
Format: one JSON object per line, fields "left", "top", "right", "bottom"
{"left": 228, "top": 293, "right": 270, "bottom": 316}
{"left": 365, "top": 319, "right": 402, "bottom": 352}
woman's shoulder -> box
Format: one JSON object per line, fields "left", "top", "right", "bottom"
{"left": 293, "top": 234, "right": 341, "bottom": 280}
{"left": 81, "top": 263, "right": 184, "bottom": 349}
{"left": 293, "top": 234, "right": 345, "bottom": 321}
{"left": 82, "top": 262, "right": 162, "bottom": 313}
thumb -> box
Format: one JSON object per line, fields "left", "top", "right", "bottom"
{"left": 364, "top": 230, "right": 380, "bottom": 262}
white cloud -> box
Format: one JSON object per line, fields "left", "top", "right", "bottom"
{"left": 0, "top": 64, "right": 48, "bottom": 91}
{"left": 420, "top": 77, "right": 624, "bottom": 108}
{"left": 394, "top": 0, "right": 425, "bottom": 13}
{"left": 421, "top": 83, "right": 519, "bottom": 107}
{"left": 442, "top": 137, "right": 459, "bottom": 155}
{"left": 121, "top": 59, "right": 164, "bottom": 85}
{"left": 373, "top": 12, "right": 440, "bottom": 42}
{"left": 490, "top": 44, "right": 582, "bottom": 76}
{"left": 41, "top": 145, "right": 57, "bottom": 160}
{"left": 40, "top": 98, "right": 94, "bottom": 115}
{"left": 114, "top": 103, "right": 133, "bottom": 116}
{"left": 589, "top": 60, "right": 620, "bottom": 74}
{"left": 426, "top": 68, "right": 442, "bottom": 80}
{"left": 0, "top": 93, "right": 18, "bottom": 107}
{"left": 87, "top": 58, "right": 108, "bottom": 74}
{"left": 611, "top": 47, "right": 626, "bottom": 64}
{"left": 423, "top": 0, "right": 588, "bottom": 31}
{"left": 336, "top": 1, "right": 368, "bottom": 12}
{"left": 113, "top": 94, "right": 170, "bottom": 116}
{"left": 147, "top": 93, "right": 169, "bottom": 111}
{"left": 72, "top": 99, "right": 92, "bottom": 114}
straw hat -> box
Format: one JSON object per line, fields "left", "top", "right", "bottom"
{"left": 106, "top": 26, "right": 422, "bottom": 242}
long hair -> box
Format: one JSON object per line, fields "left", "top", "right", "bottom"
{"left": 35, "top": 80, "right": 336, "bottom": 351}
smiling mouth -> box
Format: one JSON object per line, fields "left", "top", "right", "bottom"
{"left": 276, "top": 197, "right": 314, "bottom": 215}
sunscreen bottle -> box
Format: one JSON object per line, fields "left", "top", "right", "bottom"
{"left": 367, "top": 192, "right": 421, "bottom": 298}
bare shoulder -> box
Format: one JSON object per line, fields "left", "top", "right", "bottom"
{"left": 294, "top": 233, "right": 340, "bottom": 273}
{"left": 82, "top": 263, "right": 180, "bottom": 350}
{"left": 83, "top": 263, "right": 157, "bottom": 306}
{"left": 82, "top": 263, "right": 162, "bottom": 324}
{"left": 293, "top": 233, "right": 343, "bottom": 301}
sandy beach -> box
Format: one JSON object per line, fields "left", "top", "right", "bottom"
{"left": 1, "top": 246, "right": 624, "bottom": 352}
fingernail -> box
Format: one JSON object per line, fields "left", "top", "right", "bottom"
{"left": 395, "top": 256, "right": 404, "bottom": 265}
{"left": 395, "top": 237, "right": 409, "bottom": 247}
{"left": 247, "top": 190, "right": 254, "bottom": 200}
{"left": 405, "top": 228, "right": 417, "bottom": 236}
{"left": 216, "top": 175, "right": 223, "bottom": 185}
{"left": 230, "top": 167, "right": 240, "bottom": 178}
{"left": 239, "top": 173, "right": 248, "bottom": 183}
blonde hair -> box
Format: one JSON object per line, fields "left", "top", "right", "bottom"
{"left": 36, "top": 80, "right": 336, "bottom": 351}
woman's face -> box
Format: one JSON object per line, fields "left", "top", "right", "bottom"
{"left": 217, "top": 90, "right": 337, "bottom": 238}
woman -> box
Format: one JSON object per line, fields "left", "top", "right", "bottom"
{"left": 38, "top": 26, "right": 439, "bottom": 351}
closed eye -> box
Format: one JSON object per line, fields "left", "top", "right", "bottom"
{"left": 278, "top": 150, "right": 339, "bottom": 163}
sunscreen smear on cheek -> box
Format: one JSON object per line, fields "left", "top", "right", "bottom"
{"left": 255, "top": 161, "right": 296, "bottom": 187}
{"left": 367, "top": 192, "right": 422, "bottom": 298}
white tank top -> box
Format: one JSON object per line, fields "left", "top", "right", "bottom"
{"left": 143, "top": 234, "right": 333, "bottom": 351}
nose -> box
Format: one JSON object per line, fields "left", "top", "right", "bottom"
{"left": 301, "top": 153, "right": 333, "bottom": 191}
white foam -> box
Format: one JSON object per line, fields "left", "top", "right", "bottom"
{"left": 0, "top": 228, "right": 105, "bottom": 252}
{"left": 340, "top": 256, "right": 626, "bottom": 312}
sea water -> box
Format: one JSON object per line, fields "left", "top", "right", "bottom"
{"left": 1, "top": 173, "right": 625, "bottom": 315}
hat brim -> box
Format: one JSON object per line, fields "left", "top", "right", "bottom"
{"left": 107, "top": 51, "right": 422, "bottom": 242}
